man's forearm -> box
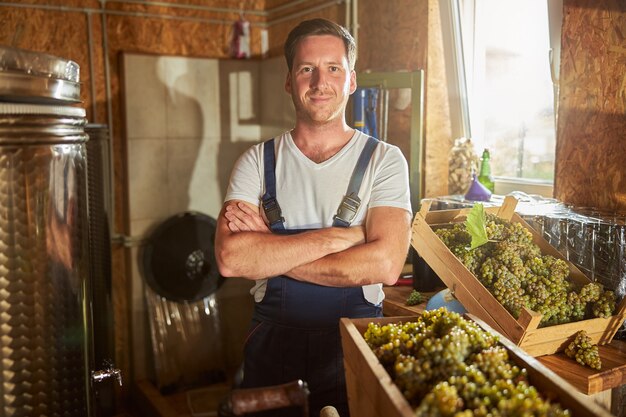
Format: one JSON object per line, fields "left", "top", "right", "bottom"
{"left": 286, "top": 237, "right": 407, "bottom": 287}
{"left": 286, "top": 206, "right": 411, "bottom": 287}
{"left": 216, "top": 225, "right": 365, "bottom": 280}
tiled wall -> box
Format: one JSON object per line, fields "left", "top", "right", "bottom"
{"left": 124, "top": 53, "right": 293, "bottom": 234}
{"left": 123, "top": 53, "right": 294, "bottom": 381}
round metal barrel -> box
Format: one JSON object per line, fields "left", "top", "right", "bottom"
{"left": 0, "top": 103, "right": 90, "bottom": 416}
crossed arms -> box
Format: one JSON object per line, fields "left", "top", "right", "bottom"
{"left": 214, "top": 200, "right": 411, "bottom": 287}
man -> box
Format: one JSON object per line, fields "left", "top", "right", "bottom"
{"left": 215, "top": 18, "right": 411, "bottom": 416}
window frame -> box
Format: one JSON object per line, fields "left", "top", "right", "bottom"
{"left": 440, "top": 0, "right": 563, "bottom": 198}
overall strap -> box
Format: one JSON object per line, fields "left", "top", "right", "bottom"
{"left": 333, "top": 135, "right": 379, "bottom": 227}
{"left": 261, "top": 139, "right": 286, "bottom": 232}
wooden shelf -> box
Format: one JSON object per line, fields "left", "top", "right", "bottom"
{"left": 538, "top": 340, "right": 626, "bottom": 395}
{"left": 382, "top": 285, "right": 439, "bottom": 317}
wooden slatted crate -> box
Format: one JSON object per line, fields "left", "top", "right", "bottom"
{"left": 410, "top": 196, "right": 626, "bottom": 356}
{"left": 340, "top": 315, "right": 613, "bottom": 417}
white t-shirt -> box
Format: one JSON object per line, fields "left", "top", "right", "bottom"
{"left": 224, "top": 130, "right": 412, "bottom": 303}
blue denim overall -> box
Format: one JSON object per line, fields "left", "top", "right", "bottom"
{"left": 240, "top": 137, "right": 382, "bottom": 417}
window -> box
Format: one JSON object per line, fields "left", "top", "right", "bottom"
{"left": 444, "top": 0, "right": 562, "bottom": 191}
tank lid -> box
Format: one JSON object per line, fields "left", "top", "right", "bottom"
{"left": 0, "top": 46, "right": 81, "bottom": 104}
{"left": 0, "top": 46, "right": 79, "bottom": 82}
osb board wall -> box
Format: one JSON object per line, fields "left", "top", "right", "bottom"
{"left": 355, "top": 0, "right": 449, "bottom": 200}
{"left": 0, "top": 3, "right": 99, "bottom": 117}
{"left": 556, "top": 0, "right": 626, "bottom": 212}
{"left": 356, "top": 0, "right": 423, "bottom": 168}
{"left": 425, "top": 0, "right": 452, "bottom": 198}
{"left": 266, "top": 6, "right": 344, "bottom": 59}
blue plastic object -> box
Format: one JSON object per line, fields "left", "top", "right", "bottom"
{"left": 353, "top": 88, "right": 378, "bottom": 137}
{"left": 353, "top": 88, "right": 366, "bottom": 131}
{"left": 425, "top": 288, "right": 467, "bottom": 314}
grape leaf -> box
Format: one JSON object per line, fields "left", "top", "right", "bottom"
{"left": 466, "top": 203, "right": 488, "bottom": 249}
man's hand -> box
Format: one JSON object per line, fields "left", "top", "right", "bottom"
{"left": 224, "top": 201, "right": 270, "bottom": 233}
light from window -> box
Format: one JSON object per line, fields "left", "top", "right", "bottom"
{"left": 460, "top": 0, "right": 556, "bottom": 181}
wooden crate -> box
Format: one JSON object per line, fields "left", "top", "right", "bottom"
{"left": 411, "top": 196, "right": 626, "bottom": 356}
{"left": 339, "top": 315, "right": 613, "bottom": 417}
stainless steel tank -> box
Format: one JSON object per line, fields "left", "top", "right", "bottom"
{"left": 0, "top": 46, "right": 120, "bottom": 417}
{"left": 0, "top": 102, "right": 91, "bottom": 416}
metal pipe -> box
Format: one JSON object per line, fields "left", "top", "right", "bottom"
{"left": 267, "top": 0, "right": 317, "bottom": 16}
{"left": 102, "top": 8, "right": 258, "bottom": 26}
{"left": 352, "top": 0, "right": 358, "bottom": 51}
{"left": 0, "top": 1, "right": 266, "bottom": 27}
{"left": 0, "top": 1, "right": 98, "bottom": 13}
{"left": 382, "top": 89, "right": 389, "bottom": 141}
{"left": 99, "top": 0, "right": 117, "bottom": 239}
{"left": 345, "top": 0, "right": 351, "bottom": 35}
{"left": 267, "top": 1, "right": 345, "bottom": 27}
{"left": 105, "top": 0, "right": 265, "bottom": 16}
{"left": 86, "top": 11, "right": 97, "bottom": 120}
{"left": 1, "top": 0, "right": 344, "bottom": 19}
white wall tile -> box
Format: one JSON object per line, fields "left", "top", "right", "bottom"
{"left": 187, "top": 139, "right": 225, "bottom": 217}
{"left": 124, "top": 54, "right": 167, "bottom": 140}
{"left": 260, "top": 56, "right": 295, "bottom": 131}
{"left": 127, "top": 138, "right": 169, "bottom": 222}
{"left": 162, "top": 57, "right": 221, "bottom": 140}
{"left": 130, "top": 218, "right": 161, "bottom": 240}
{"left": 219, "top": 60, "right": 263, "bottom": 142}
{"left": 166, "top": 137, "right": 223, "bottom": 218}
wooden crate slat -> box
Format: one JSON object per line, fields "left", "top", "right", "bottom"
{"left": 496, "top": 195, "right": 518, "bottom": 220}
{"left": 340, "top": 317, "right": 414, "bottom": 417}
{"left": 521, "top": 315, "right": 626, "bottom": 356}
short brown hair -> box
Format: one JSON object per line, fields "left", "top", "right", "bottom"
{"left": 284, "top": 18, "right": 356, "bottom": 71}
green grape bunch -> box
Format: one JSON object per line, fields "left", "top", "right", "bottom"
{"left": 406, "top": 289, "right": 424, "bottom": 306}
{"left": 468, "top": 346, "right": 526, "bottom": 383}
{"left": 434, "top": 206, "right": 619, "bottom": 326}
{"left": 579, "top": 282, "right": 603, "bottom": 303}
{"left": 565, "top": 330, "right": 602, "bottom": 370}
{"left": 364, "top": 308, "right": 572, "bottom": 416}
{"left": 593, "top": 290, "right": 616, "bottom": 318}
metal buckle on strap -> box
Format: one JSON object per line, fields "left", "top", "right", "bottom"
{"left": 333, "top": 193, "right": 361, "bottom": 225}
{"left": 262, "top": 197, "right": 285, "bottom": 226}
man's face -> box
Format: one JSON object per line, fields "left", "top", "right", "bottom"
{"left": 285, "top": 35, "right": 356, "bottom": 126}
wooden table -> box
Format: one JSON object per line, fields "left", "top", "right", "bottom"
{"left": 382, "top": 285, "right": 626, "bottom": 413}
{"left": 382, "top": 285, "right": 443, "bottom": 317}
{"left": 537, "top": 340, "right": 626, "bottom": 412}
{"left": 382, "top": 285, "right": 426, "bottom": 316}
